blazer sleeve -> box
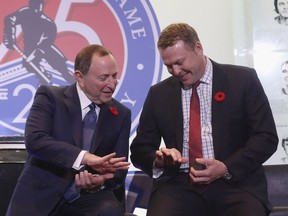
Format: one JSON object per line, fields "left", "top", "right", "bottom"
{"left": 25, "top": 85, "right": 82, "bottom": 169}
{"left": 213, "top": 66, "right": 278, "bottom": 183}
{"left": 130, "top": 88, "right": 161, "bottom": 176}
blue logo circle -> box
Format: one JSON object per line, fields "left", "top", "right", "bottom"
{"left": 0, "top": 1, "right": 162, "bottom": 137}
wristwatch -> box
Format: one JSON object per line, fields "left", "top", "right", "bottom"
{"left": 223, "top": 170, "right": 232, "bottom": 180}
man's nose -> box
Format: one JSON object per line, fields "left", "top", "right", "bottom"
{"left": 106, "top": 77, "right": 118, "bottom": 87}
{"left": 172, "top": 65, "right": 181, "bottom": 76}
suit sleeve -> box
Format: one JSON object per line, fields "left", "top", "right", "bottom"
{"left": 25, "top": 85, "right": 81, "bottom": 169}
{"left": 130, "top": 88, "right": 162, "bottom": 177}
{"left": 222, "top": 68, "right": 278, "bottom": 182}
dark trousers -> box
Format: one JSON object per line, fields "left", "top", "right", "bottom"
{"left": 147, "top": 173, "right": 268, "bottom": 216}
{"left": 49, "top": 190, "right": 124, "bottom": 216}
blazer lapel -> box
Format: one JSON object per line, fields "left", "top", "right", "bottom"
{"left": 64, "top": 84, "right": 82, "bottom": 147}
{"left": 90, "top": 103, "right": 114, "bottom": 153}
{"left": 211, "top": 61, "right": 229, "bottom": 157}
{"left": 170, "top": 78, "right": 184, "bottom": 152}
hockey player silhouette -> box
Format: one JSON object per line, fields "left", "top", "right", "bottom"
{"left": 3, "top": 0, "right": 74, "bottom": 85}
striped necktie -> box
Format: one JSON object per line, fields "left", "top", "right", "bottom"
{"left": 82, "top": 103, "right": 97, "bottom": 151}
{"left": 189, "top": 81, "right": 202, "bottom": 165}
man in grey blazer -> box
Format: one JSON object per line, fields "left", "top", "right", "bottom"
{"left": 130, "top": 23, "right": 278, "bottom": 216}
{"left": 7, "top": 44, "right": 131, "bottom": 216}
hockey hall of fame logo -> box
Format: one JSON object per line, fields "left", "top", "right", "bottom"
{"left": 0, "top": 0, "right": 162, "bottom": 137}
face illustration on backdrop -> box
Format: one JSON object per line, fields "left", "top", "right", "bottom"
{"left": 278, "top": 0, "right": 288, "bottom": 18}
{"left": 281, "top": 61, "right": 288, "bottom": 95}
{"left": 274, "top": 0, "right": 288, "bottom": 24}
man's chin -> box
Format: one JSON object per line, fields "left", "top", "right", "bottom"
{"left": 100, "top": 97, "right": 113, "bottom": 104}
{"left": 181, "top": 80, "right": 193, "bottom": 88}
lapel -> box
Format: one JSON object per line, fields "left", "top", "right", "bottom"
{"left": 211, "top": 60, "right": 230, "bottom": 156}
{"left": 63, "top": 84, "right": 82, "bottom": 147}
{"left": 90, "top": 102, "right": 115, "bottom": 153}
{"left": 169, "top": 78, "right": 184, "bottom": 152}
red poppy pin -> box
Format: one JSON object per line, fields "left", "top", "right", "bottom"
{"left": 109, "top": 106, "right": 118, "bottom": 116}
{"left": 214, "top": 92, "right": 225, "bottom": 102}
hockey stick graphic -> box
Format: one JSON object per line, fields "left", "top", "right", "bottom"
{"left": 13, "top": 45, "right": 52, "bottom": 84}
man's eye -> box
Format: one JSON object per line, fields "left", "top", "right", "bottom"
{"left": 98, "top": 77, "right": 107, "bottom": 81}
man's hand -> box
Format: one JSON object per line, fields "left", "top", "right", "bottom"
{"left": 189, "top": 158, "right": 227, "bottom": 184}
{"left": 155, "top": 147, "right": 188, "bottom": 168}
{"left": 81, "top": 152, "right": 130, "bottom": 173}
{"left": 75, "top": 170, "right": 113, "bottom": 192}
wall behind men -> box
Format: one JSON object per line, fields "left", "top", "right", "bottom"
{"left": 0, "top": 1, "right": 285, "bottom": 215}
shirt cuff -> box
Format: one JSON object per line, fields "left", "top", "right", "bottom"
{"left": 152, "top": 160, "right": 164, "bottom": 178}
{"left": 72, "top": 150, "right": 87, "bottom": 170}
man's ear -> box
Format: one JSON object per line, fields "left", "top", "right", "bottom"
{"left": 73, "top": 70, "right": 83, "bottom": 82}
{"left": 194, "top": 41, "right": 203, "bottom": 55}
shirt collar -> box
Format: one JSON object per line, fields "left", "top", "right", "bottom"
{"left": 200, "top": 57, "right": 213, "bottom": 85}
{"left": 76, "top": 82, "right": 92, "bottom": 111}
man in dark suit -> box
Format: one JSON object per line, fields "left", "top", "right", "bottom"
{"left": 6, "top": 44, "right": 131, "bottom": 216}
{"left": 130, "top": 23, "right": 278, "bottom": 216}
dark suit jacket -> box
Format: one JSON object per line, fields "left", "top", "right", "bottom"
{"left": 130, "top": 60, "right": 278, "bottom": 211}
{"left": 6, "top": 84, "right": 131, "bottom": 216}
